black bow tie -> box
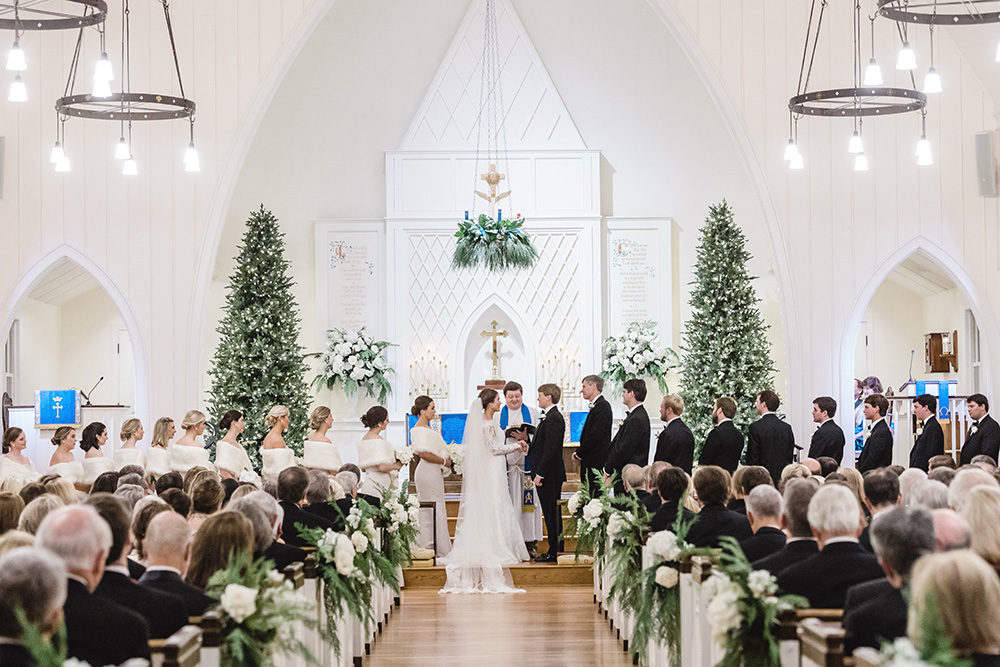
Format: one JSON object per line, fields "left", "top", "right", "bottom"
{"left": 973, "top": 421, "right": 980, "bottom": 427}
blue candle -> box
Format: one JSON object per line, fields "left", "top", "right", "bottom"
{"left": 497, "top": 208, "right": 502, "bottom": 221}
{"left": 464, "top": 210, "right": 469, "bottom": 220}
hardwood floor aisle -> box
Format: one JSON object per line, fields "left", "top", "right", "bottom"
{"left": 367, "top": 586, "right": 634, "bottom": 667}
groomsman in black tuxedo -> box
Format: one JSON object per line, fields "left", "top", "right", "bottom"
{"left": 574, "top": 374, "right": 612, "bottom": 496}
{"left": 960, "top": 393, "right": 1000, "bottom": 464}
{"left": 909, "top": 393, "right": 944, "bottom": 471}
{"left": 808, "top": 396, "right": 845, "bottom": 463}
{"left": 532, "top": 383, "right": 567, "bottom": 563}
{"left": 857, "top": 394, "right": 893, "bottom": 473}
{"left": 698, "top": 396, "right": 744, "bottom": 473}
{"left": 746, "top": 390, "right": 795, "bottom": 485}
{"left": 653, "top": 394, "right": 695, "bottom": 474}
{"left": 604, "top": 379, "right": 651, "bottom": 492}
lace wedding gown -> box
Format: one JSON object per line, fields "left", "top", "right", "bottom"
{"left": 439, "top": 404, "right": 529, "bottom": 594}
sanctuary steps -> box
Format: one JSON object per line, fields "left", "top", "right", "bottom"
{"left": 403, "top": 561, "right": 595, "bottom": 588}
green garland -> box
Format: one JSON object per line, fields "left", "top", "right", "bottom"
{"left": 605, "top": 493, "right": 650, "bottom": 613}
{"left": 564, "top": 475, "right": 617, "bottom": 569}
{"left": 377, "top": 482, "right": 420, "bottom": 568}
{"left": 16, "top": 609, "right": 67, "bottom": 667}
{"left": 452, "top": 214, "right": 539, "bottom": 271}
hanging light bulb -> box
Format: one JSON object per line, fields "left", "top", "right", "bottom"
{"left": 123, "top": 156, "right": 138, "bottom": 176}
{"left": 94, "top": 52, "right": 113, "bottom": 83}
{"left": 92, "top": 76, "right": 112, "bottom": 99}
{"left": 55, "top": 154, "right": 70, "bottom": 173}
{"left": 8, "top": 74, "right": 26, "bottom": 102}
{"left": 995, "top": 40, "right": 1000, "bottom": 63}
{"left": 114, "top": 137, "right": 130, "bottom": 160}
{"left": 916, "top": 136, "right": 933, "bottom": 166}
{"left": 183, "top": 142, "right": 200, "bottom": 172}
{"left": 922, "top": 68, "right": 942, "bottom": 94}
{"left": 848, "top": 130, "right": 864, "bottom": 154}
{"left": 854, "top": 152, "right": 869, "bottom": 171}
{"left": 790, "top": 151, "right": 804, "bottom": 170}
{"left": 863, "top": 58, "right": 883, "bottom": 86}
{"left": 783, "top": 139, "right": 799, "bottom": 161}
{"left": 896, "top": 41, "right": 917, "bottom": 70}
{"left": 6, "top": 40, "right": 26, "bottom": 72}
{"left": 50, "top": 141, "right": 64, "bottom": 164}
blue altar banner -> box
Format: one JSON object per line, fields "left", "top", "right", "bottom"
{"left": 34, "top": 390, "right": 81, "bottom": 429}
{"left": 569, "top": 411, "right": 588, "bottom": 443}
{"left": 405, "top": 412, "right": 468, "bottom": 445}
{"left": 914, "top": 381, "right": 952, "bottom": 420}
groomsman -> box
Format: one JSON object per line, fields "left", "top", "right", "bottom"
{"left": 574, "top": 374, "right": 612, "bottom": 496}
{"left": 808, "top": 396, "right": 845, "bottom": 463}
{"left": 604, "top": 379, "right": 651, "bottom": 491}
{"left": 909, "top": 394, "right": 944, "bottom": 471}
{"left": 746, "top": 390, "right": 795, "bottom": 485}
{"left": 532, "top": 384, "right": 567, "bottom": 563}
{"left": 857, "top": 394, "right": 893, "bottom": 473}
{"left": 653, "top": 394, "right": 695, "bottom": 474}
{"left": 960, "top": 393, "right": 1000, "bottom": 465}
{"left": 699, "top": 396, "right": 744, "bottom": 473}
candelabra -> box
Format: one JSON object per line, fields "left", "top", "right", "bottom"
{"left": 408, "top": 351, "right": 449, "bottom": 407}
{"left": 539, "top": 349, "right": 583, "bottom": 409}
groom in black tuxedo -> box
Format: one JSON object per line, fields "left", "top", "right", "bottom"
{"left": 531, "top": 383, "right": 567, "bottom": 563}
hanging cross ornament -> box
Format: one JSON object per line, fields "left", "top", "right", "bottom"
{"left": 475, "top": 164, "right": 511, "bottom": 219}
{"left": 480, "top": 320, "right": 508, "bottom": 381}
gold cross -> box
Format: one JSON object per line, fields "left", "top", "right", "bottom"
{"left": 475, "top": 164, "right": 511, "bottom": 218}
{"left": 480, "top": 319, "right": 509, "bottom": 381}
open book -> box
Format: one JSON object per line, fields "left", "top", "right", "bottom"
{"left": 504, "top": 423, "right": 537, "bottom": 442}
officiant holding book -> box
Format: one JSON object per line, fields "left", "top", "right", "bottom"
{"left": 497, "top": 381, "right": 544, "bottom": 554}
{"left": 531, "top": 383, "right": 566, "bottom": 563}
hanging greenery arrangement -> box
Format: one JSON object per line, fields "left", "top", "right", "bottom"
{"left": 452, "top": 213, "right": 538, "bottom": 271}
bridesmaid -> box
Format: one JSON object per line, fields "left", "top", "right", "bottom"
{"left": 1, "top": 427, "right": 38, "bottom": 483}
{"left": 303, "top": 406, "right": 342, "bottom": 473}
{"left": 80, "top": 422, "right": 114, "bottom": 486}
{"left": 215, "top": 410, "right": 256, "bottom": 482}
{"left": 147, "top": 416, "right": 175, "bottom": 477}
{"left": 171, "top": 410, "right": 212, "bottom": 472}
{"left": 115, "top": 418, "right": 146, "bottom": 470}
{"left": 261, "top": 405, "right": 296, "bottom": 479}
{"left": 48, "top": 426, "right": 85, "bottom": 488}
{"left": 409, "top": 396, "right": 452, "bottom": 557}
{"left": 357, "top": 406, "right": 401, "bottom": 508}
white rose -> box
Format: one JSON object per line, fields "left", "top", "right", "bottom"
{"left": 334, "top": 534, "right": 356, "bottom": 575}
{"left": 220, "top": 583, "right": 257, "bottom": 623}
{"left": 646, "top": 531, "right": 682, "bottom": 562}
{"left": 655, "top": 566, "right": 679, "bottom": 588}
{"left": 582, "top": 499, "right": 603, "bottom": 524}
{"left": 346, "top": 331, "right": 359, "bottom": 343}
{"left": 705, "top": 577, "right": 742, "bottom": 641}
{"left": 567, "top": 492, "right": 582, "bottom": 515}
{"left": 351, "top": 531, "right": 370, "bottom": 554}
{"left": 747, "top": 570, "right": 777, "bottom": 598}
{"left": 606, "top": 512, "right": 626, "bottom": 540}
{"left": 407, "top": 507, "right": 420, "bottom": 523}
{"left": 350, "top": 368, "right": 366, "bottom": 380}
{"left": 267, "top": 569, "right": 285, "bottom": 585}
{"left": 347, "top": 355, "right": 358, "bottom": 366}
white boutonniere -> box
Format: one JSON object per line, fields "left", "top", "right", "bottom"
{"left": 539, "top": 412, "right": 547, "bottom": 422}
{"left": 971, "top": 426, "right": 979, "bottom": 434}
{"left": 916, "top": 427, "right": 924, "bottom": 436}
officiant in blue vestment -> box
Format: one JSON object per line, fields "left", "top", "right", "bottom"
{"left": 496, "top": 381, "right": 544, "bottom": 554}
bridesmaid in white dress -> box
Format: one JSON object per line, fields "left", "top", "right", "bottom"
{"left": 215, "top": 410, "right": 257, "bottom": 482}
{"left": 2, "top": 427, "right": 38, "bottom": 483}
{"left": 410, "top": 396, "right": 452, "bottom": 557}
{"left": 48, "top": 426, "right": 84, "bottom": 487}
{"left": 303, "top": 406, "right": 342, "bottom": 473}
{"left": 357, "top": 406, "right": 402, "bottom": 506}
{"left": 261, "top": 405, "right": 296, "bottom": 479}
{"left": 147, "top": 416, "right": 174, "bottom": 477}
{"left": 171, "top": 410, "right": 212, "bottom": 473}
{"left": 81, "top": 422, "right": 114, "bottom": 486}
{"left": 115, "top": 418, "right": 146, "bottom": 470}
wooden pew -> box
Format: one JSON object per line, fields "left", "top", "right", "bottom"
{"left": 851, "top": 647, "right": 881, "bottom": 667}
{"left": 798, "top": 618, "right": 846, "bottom": 667}
{"left": 777, "top": 608, "right": 844, "bottom": 666}
{"left": 280, "top": 562, "right": 307, "bottom": 667}
{"left": 149, "top": 625, "right": 202, "bottom": 667}
{"left": 198, "top": 609, "right": 224, "bottom": 667}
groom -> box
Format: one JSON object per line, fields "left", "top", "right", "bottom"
{"left": 531, "top": 383, "right": 566, "bottom": 563}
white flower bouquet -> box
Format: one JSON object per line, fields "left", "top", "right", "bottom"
{"left": 393, "top": 444, "right": 414, "bottom": 467}
{"left": 311, "top": 327, "right": 395, "bottom": 403}
{"left": 446, "top": 443, "right": 465, "bottom": 475}
{"left": 600, "top": 320, "right": 678, "bottom": 394}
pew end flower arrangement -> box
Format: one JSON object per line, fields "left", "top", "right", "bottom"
{"left": 605, "top": 493, "right": 651, "bottom": 614}
{"left": 310, "top": 327, "right": 395, "bottom": 404}
{"left": 876, "top": 591, "right": 971, "bottom": 667}
{"left": 378, "top": 482, "right": 421, "bottom": 567}
{"left": 600, "top": 321, "right": 679, "bottom": 394}
{"left": 565, "top": 476, "right": 617, "bottom": 568}
{"left": 452, "top": 213, "right": 539, "bottom": 272}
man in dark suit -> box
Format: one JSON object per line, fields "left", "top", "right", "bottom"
{"left": 653, "top": 394, "right": 695, "bottom": 474}
{"left": 843, "top": 506, "right": 935, "bottom": 653}
{"left": 575, "top": 374, "right": 612, "bottom": 496}
{"left": 0, "top": 546, "right": 70, "bottom": 667}
{"left": 87, "top": 494, "right": 187, "bottom": 639}
{"left": 960, "top": 393, "right": 1000, "bottom": 464}
{"left": 139, "top": 511, "right": 214, "bottom": 617}
{"left": 909, "top": 393, "right": 944, "bottom": 471}
{"left": 303, "top": 468, "right": 347, "bottom": 531}
{"left": 35, "top": 505, "right": 151, "bottom": 666}
{"left": 277, "top": 466, "right": 339, "bottom": 547}
{"left": 685, "top": 465, "right": 752, "bottom": 548}
{"left": 775, "top": 484, "right": 885, "bottom": 609}
{"left": 859, "top": 468, "right": 900, "bottom": 552}
{"left": 746, "top": 390, "right": 796, "bottom": 485}
{"left": 242, "top": 489, "right": 309, "bottom": 570}
{"left": 808, "top": 396, "right": 846, "bottom": 463}
{"left": 698, "top": 396, "right": 744, "bottom": 473}
{"left": 532, "top": 383, "right": 567, "bottom": 563}
{"left": 752, "top": 479, "right": 818, "bottom": 574}
{"left": 649, "top": 466, "right": 696, "bottom": 532}
{"left": 740, "top": 485, "right": 786, "bottom": 562}
{"left": 857, "top": 394, "right": 893, "bottom": 473}
{"left": 604, "top": 379, "right": 651, "bottom": 492}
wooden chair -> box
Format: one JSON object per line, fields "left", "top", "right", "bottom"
{"left": 798, "top": 618, "right": 846, "bottom": 667}
{"left": 149, "top": 625, "right": 202, "bottom": 667}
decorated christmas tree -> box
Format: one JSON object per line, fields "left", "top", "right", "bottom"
{"left": 679, "top": 200, "right": 775, "bottom": 451}
{"left": 205, "top": 205, "right": 312, "bottom": 467}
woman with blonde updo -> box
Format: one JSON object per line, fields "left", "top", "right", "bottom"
{"left": 410, "top": 396, "right": 451, "bottom": 557}
{"left": 46, "top": 427, "right": 84, "bottom": 487}
{"left": 261, "top": 406, "right": 296, "bottom": 479}
{"left": 1, "top": 427, "right": 38, "bottom": 484}
{"left": 357, "top": 406, "right": 402, "bottom": 508}
{"left": 146, "top": 416, "right": 175, "bottom": 477}
{"left": 170, "top": 410, "right": 212, "bottom": 473}
{"left": 214, "top": 410, "right": 257, "bottom": 483}
{"left": 115, "top": 418, "right": 146, "bottom": 470}
{"left": 302, "top": 406, "right": 342, "bottom": 473}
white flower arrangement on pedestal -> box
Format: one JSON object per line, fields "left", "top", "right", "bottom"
{"left": 600, "top": 320, "right": 679, "bottom": 394}
{"left": 311, "top": 327, "right": 395, "bottom": 404}
{"left": 378, "top": 483, "right": 421, "bottom": 567}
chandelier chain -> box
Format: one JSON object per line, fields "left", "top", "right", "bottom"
{"left": 160, "top": 1, "right": 185, "bottom": 100}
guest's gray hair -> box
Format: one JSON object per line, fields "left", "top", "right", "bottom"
{"left": 947, "top": 468, "right": 999, "bottom": 512}
{"left": 746, "top": 485, "right": 783, "bottom": 520}
{"left": 907, "top": 480, "right": 950, "bottom": 510}
{"left": 898, "top": 468, "right": 928, "bottom": 504}
{"left": 245, "top": 491, "right": 284, "bottom": 538}
{"left": 622, "top": 464, "right": 644, "bottom": 491}
{"left": 113, "top": 484, "right": 145, "bottom": 511}
{"left": 0, "top": 547, "right": 67, "bottom": 640}
{"left": 17, "top": 495, "right": 65, "bottom": 535}
{"left": 35, "top": 505, "right": 112, "bottom": 572}
{"left": 783, "top": 478, "right": 818, "bottom": 537}
{"left": 334, "top": 471, "right": 359, "bottom": 496}
{"left": 645, "top": 462, "right": 669, "bottom": 491}
{"left": 870, "top": 506, "right": 935, "bottom": 578}
{"left": 227, "top": 497, "right": 272, "bottom": 554}
{"left": 306, "top": 470, "right": 333, "bottom": 505}
{"left": 807, "top": 484, "right": 861, "bottom": 536}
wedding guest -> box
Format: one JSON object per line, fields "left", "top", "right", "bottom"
{"left": 114, "top": 484, "right": 145, "bottom": 511}
{"left": 649, "top": 467, "right": 694, "bottom": 532}
{"left": 357, "top": 406, "right": 401, "bottom": 507}
{"left": 0, "top": 530, "right": 34, "bottom": 556}
{"left": 620, "top": 464, "right": 647, "bottom": 505}
{"left": 971, "top": 454, "right": 999, "bottom": 474}
{"left": 115, "top": 419, "right": 146, "bottom": 470}
{"left": 188, "top": 477, "right": 225, "bottom": 532}
{"left": 531, "top": 383, "right": 566, "bottom": 563}
{"left": 960, "top": 394, "right": 1000, "bottom": 465}
{"left": 155, "top": 470, "right": 184, "bottom": 495}
{"left": 898, "top": 468, "right": 928, "bottom": 504}
{"left": 0, "top": 546, "right": 67, "bottom": 665}
{"left": 808, "top": 397, "right": 845, "bottom": 463}
{"left": 18, "top": 495, "right": 64, "bottom": 534}
{"left": 947, "top": 467, "right": 999, "bottom": 512}
{"left": 576, "top": 375, "right": 613, "bottom": 495}
{"left": 746, "top": 390, "right": 795, "bottom": 485}
{"left": 409, "top": 396, "right": 451, "bottom": 557}
{"left": 90, "top": 471, "right": 119, "bottom": 494}
{"left": 303, "top": 406, "right": 342, "bottom": 473}
{"left": 698, "top": 396, "right": 744, "bottom": 473}
{"left": 933, "top": 508, "right": 971, "bottom": 551}
{"left": 731, "top": 466, "right": 773, "bottom": 516}
{"left": 928, "top": 466, "right": 957, "bottom": 486}
{"left": 277, "top": 466, "right": 338, "bottom": 547}
{"left": 221, "top": 478, "right": 239, "bottom": 504}
{"left": 0, "top": 492, "right": 25, "bottom": 533}
{"left": 80, "top": 422, "right": 115, "bottom": 488}
{"left": 908, "top": 479, "right": 949, "bottom": 510}
{"left": 752, "top": 478, "right": 819, "bottom": 574}
{"left": 857, "top": 394, "right": 893, "bottom": 473}
{"left": 160, "top": 487, "right": 192, "bottom": 518}
{"left": 215, "top": 410, "right": 255, "bottom": 481}
{"left": 859, "top": 468, "right": 900, "bottom": 551}
{"left": 836, "top": 466, "right": 869, "bottom": 516}
{"left": 36, "top": 505, "right": 150, "bottom": 665}
{"left": 843, "top": 505, "right": 935, "bottom": 652}
{"left": 244, "top": 490, "right": 307, "bottom": 568}
{"left": 2, "top": 427, "right": 38, "bottom": 484}
{"left": 171, "top": 411, "right": 212, "bottom": 473}
{"left": 227, "top": 497, "right": 279, "bottom": 562}
{"left": 147, "top": 416, "right": 175, "bottom": 478}
{"left": 118, "top": 472, "right": 146, "bottom": 489}
{"left": 47, "top": 427, "right": 84, "bottom": 488}
{"left": 778, "top": 463, "right": 811, "bottom": 493}
{"left": 775, "top": 484, "right": 884, "bottom": 608}
{"left": 186, "top": 510, "right": 254, "bottom": 590}
{"left": 929, "top": 454, "right": 958, "bottom": 471}
{"left": 139, "top": 511, "right": 213, "bottom": 616}
{"left": 304, "top": 469, "right": 345, "bottom": 531}
{"left": 801, "top": 458, "right": 821, "bottom": 476}
{"left": 603, "top": 379, "right": 651, "bottom": 493}
{"left": 816, "top": 456, "right": 839, "bottom": 477}
{"left": 740, "top": 485, "right": 785, "bottom": 561}
{"left": 182, "top": 466, "right": 211, "bottom": 493}
{"left": 336, "top": 470, "right": 359, "bottom": 499}
{"left": 131, "top": 500, "right": 171, "bottom": 562}
{"left": 960, "top": 485, "right": 1000, "bottom": 574}
{"left": 642, "top": 461, "right": 670, "bottom": 513}
{"left": 259, "top": 405, "right": 294, "bottom": 480}
{"left": 686, "top": 466, "right": 751, "bottom": 548}
{"left": 653, "top": 394, "right": 695, "bottom": 474}
{"left": 340, "top": 462, "right": 362, "bottom": 479}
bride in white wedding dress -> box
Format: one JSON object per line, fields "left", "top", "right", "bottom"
{"left": 439, "top": 388, "right": 530, "bottom": 594}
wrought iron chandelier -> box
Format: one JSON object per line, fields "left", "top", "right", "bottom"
{"left": 52, "top": 0, "right": 197, "bottom": 175}
{"left": 2, "top": 0, "right": 108, "bottom": 103}
{"left": 877, "top": 1, "right": 1000, "bottom": 63}
{"left": 787, "top": 0, "right": 929, "bottom": 171}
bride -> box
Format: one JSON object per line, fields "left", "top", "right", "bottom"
{"left": 440, "top": 388, "right": 530, "bottom": 594}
